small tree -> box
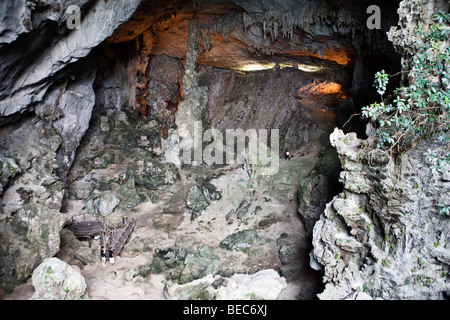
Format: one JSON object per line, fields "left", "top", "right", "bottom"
{"left": 361, "top": 10, "right": 450, "bottom": 167}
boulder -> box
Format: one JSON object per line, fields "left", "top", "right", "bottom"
{"left": 186, "top": 182, "right": 222, "bottom": 220}
{"left": 201, "top": 182, "right": 222, "bottom": 201}
{"left": 94, "top": 191, "right": 121, "bottom": 216}
{"left": 164, "top": 275, "right": 217, "bottom": 300}
{"left": 164, "top": 269, "right": 287, "bottom": 300}
{"left": 220, "top": 229, "right": 265, "bottom": 252}
{"left": 127, "top": 158, "right": 180, "bottom": 189}
{"left": 186, "top": 185, "right": 210, "bottom": 217}
{"left": 124, "top": 264, "right": 152, "bottom": 282}
{"left": 180, "top": 249, "right": 222, "bottom": 284}
{"left": 116, "top": 177, "right": 144, "bottom": 209}
{"left": 68, "top": 180, "right": 94, "bottom": 200}
{"left": 0, "top": 204, "right": 67, "bottom": 291}
{"left": 215, "top": 269, "right": 287, "bottom": 300}
{"left": 153, "top": 245, "right": 222, "bottom": 285}
{"left": 123, "top": 237, "right": 146, "bottom": 256}
{"left": 31, "top": 258, "right": 87, "bottom": 300}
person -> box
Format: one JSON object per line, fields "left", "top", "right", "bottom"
{"left": 109, "top": 247, "right": 115, "bottom": 266}
{"left": 122, "top": 216, "right": 127, "bottom": 225}
{"left": 100, "top": 246, "right": 106, "bottom": 267}
{"left": 284, "top": 148, "right": 290, "bottom": 160}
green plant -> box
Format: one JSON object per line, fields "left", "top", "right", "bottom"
{"left": 423, "top": 148, "right": 450, "bottom": 173}
{"left": 417, "top": 256, "right": 426, "bottom": 268}
{"left": 363, "top": 284, "right": 370, "bottom": 293}
{"left": 362, "top": 11, "right": 450, "bottom": 157}
{"left": 247, "top": 292, "right": 264, "bottom": 300}
{"left": 437, "top": 203, "right": 450, "bottom": 216}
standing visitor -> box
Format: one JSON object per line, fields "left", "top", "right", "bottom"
{"left": 109, "top": 247, "right": 115, "bottom": 266}
{"left": 100, "top": 246, "right": 106, "bottom": 267}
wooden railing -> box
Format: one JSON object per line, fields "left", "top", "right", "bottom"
{"left": 104, "top": 218, "right": 136, "bottom": 256}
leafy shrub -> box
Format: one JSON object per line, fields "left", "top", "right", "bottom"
{"left": 362, "top": 10, "right": 450, "bottom": 160}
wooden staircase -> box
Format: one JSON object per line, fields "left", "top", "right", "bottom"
{"left": 105, "top": 218, "right": 136, "bottom": 256}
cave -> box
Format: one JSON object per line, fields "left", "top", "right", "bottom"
{"left": 85, "top": 0, "right": 402, "bottom": 207}
{"left": 95, "top": 0, "right": 402, "bottom": 144}
{"left": 0, "top": 0, "right": 405, "bottom": 300}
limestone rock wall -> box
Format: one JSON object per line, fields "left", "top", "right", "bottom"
{"left": 311, "top": 128, "right": 450, "bottom": 299}
{"left": 0, "top": 0, "right": 144, "bottom": 124}
{"left": 387, "top": 0, "right": 450, "bottom": 85}
{"left": 310, "top": 0, "right": 450, "bottom": 300}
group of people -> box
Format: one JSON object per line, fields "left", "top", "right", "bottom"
{"left": 100, "top": 246, "right": 115, "bottom": 267}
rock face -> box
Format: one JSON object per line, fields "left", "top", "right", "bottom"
{"left": 309, "top": 0, "right": 450, "bottom": 300}
{"left": 387, "top": 0, "right": 450, "bottom": 85}
{"left": 31, "top": 257, "right": 87, "bottom": 300}
{"left": 298, "top": 147, "right": 342, "bottom": 237}
{"left": 203, "top": 67, "right": 340, "bottom": 155}
{"left": 0, "top": 157, "right": 22, "bottom": 196}
{"left": 0, "top": 0, "right": 144, "bottom": 123}
{"left": 1, "top": 204, "right": 67, "bottom": 292}
{"left": 311, "top": 129, "right": 450, "bottom": 299}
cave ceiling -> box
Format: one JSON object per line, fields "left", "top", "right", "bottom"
{"left": 0, "top": 0, "right": 401, "bottom": 131}
{"left": 92, "top": 0, "right": 400, "bottom": 137}
{"left": 107, "top": 0, "right": 359, "bottom": 72}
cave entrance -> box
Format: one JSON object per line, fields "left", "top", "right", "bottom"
{"left": 83, "top": 0, "right": 403, "bottom": 299}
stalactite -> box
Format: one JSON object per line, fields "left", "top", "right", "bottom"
{"left": 200, "top": 29, "right": 211, "bottom": 56}
{"left": 243, "top": 12, "right": 252, "bottom": 31}
{"left": 238, "top": 0, "right": 367, "bottom": 45}
{"left": 185, "top": 18, "right": 201, "bottom": 73}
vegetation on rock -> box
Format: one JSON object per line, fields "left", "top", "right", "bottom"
{"left": 362, "top": 10, "right": 450, "bottom": 161}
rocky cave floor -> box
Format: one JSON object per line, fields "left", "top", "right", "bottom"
{"left": 3, "top": 152, "right": 325, "bottom": 300}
